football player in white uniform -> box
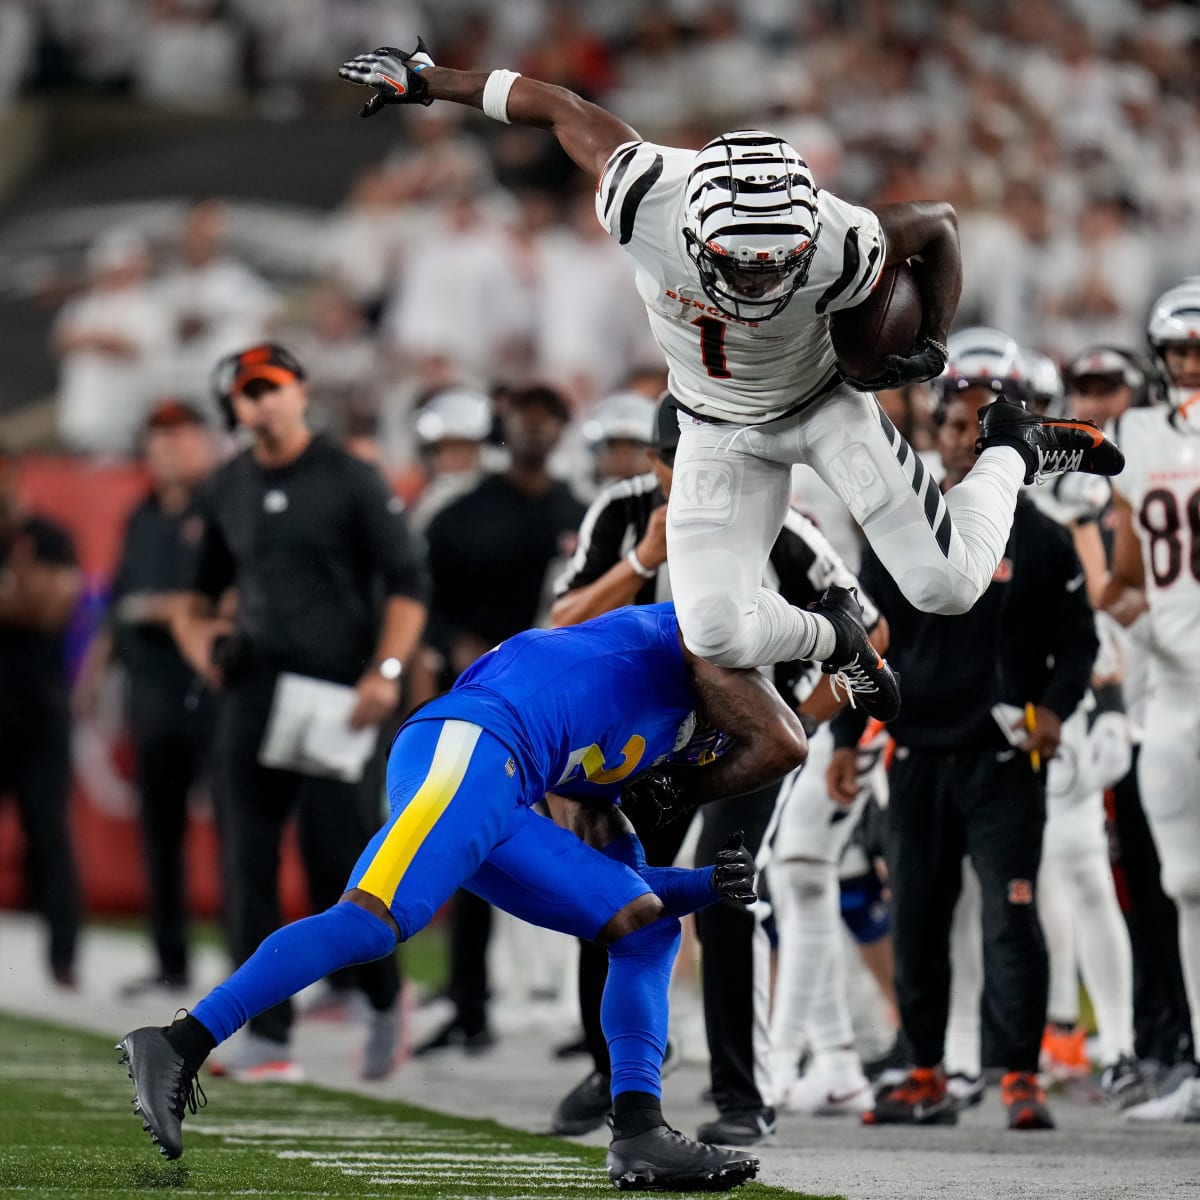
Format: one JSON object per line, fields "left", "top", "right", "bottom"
{"left": 339, "top": 41, "right": 1122, "bottom": 717}
{"left": 1103, "top": 278, "right": 1200, "bottom": 1121}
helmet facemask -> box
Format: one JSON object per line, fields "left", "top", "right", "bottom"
{"left": 684, "top": 225, "right": 820, "bottom": 321}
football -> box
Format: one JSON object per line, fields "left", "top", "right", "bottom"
{"left": 829, "top": 263, "right": 923, "bottom": 384}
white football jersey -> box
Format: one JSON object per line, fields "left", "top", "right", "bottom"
{"left": 595, "top": 140, "right": 886, "bottom": 424}
{"left": 1113, "top": 406, "right": 1200, "bottom": 677}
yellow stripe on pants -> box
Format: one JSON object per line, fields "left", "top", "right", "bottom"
{"left": 358, "top": 720, "right": 483, "bottom": 907}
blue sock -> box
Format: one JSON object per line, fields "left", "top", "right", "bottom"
{"left": 640, "top": 865, "right": 718, "bottom": 918}
{"left": 602, "top": 916, "right": 681, "bottom": 1099}
{"left": 192, "top": 903, "right": 396, "bottom": 1044}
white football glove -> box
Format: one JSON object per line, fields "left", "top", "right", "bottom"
{"left": 338, "top": 39, "right": 436, "bottom": 117}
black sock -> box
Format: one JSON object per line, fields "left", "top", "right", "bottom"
{"left": 164, "top": 1013, "right": 217, "bottom": 1076}
{"left": 611, "top": 1090, "right": 665, "bottom": 1139}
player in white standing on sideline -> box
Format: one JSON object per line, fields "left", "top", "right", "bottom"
{"left": 1103, "top": 278, "right": 1200, "bottom": 1122}
{"left": 338, "top": 40, "right": 1123, "bottom": 714}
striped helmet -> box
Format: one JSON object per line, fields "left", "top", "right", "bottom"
{"left": 1147, "top": 278, "right": 1200, "bottom": 410}
{"left": 682, "top": 130, "right": 820, "bottom": 321}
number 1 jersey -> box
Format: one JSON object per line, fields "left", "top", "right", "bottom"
{"left": 595, "top": 139, "right": 886, "bottom": 424}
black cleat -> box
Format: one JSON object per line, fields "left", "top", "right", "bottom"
{"left": 552, "top": 1070, "right": 613, "bottom": 1135}
{"left": 976, "top": 397, "right": 1125, "bottom": 484}
{"left": 810, "top": 585, "right": 900, "bottom": 722}
{"left": 696, "top": 1107, "right": 776, "bottom": 1147}
{"left": 606, "top": 1124, "right": 758, "bottom": 1191}
{"left": 116, "top": 1026, "right": 206, "bottom": 1160}
{"left": 412, "top": 1017, "right": 495, "bottom": 1057}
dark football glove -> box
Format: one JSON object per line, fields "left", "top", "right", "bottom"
{"left": 712, "top": 831, "right": 757, "bottom": 905}
{"left": 844, "top": 336, "right": 948, "bottom": 393}
{"left": 620, "top": 768, "right": 695, "bottom": 832}
{"left": 338, "top": 39, "right": 436, "bottom": 117}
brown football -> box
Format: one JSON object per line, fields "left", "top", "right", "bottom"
{"left": 829, "top": 263, "right": 923, "bottom": 383}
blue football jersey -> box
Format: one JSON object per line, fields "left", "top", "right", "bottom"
{"left": 407, "top": 604, "right": 703, "bottom": 802}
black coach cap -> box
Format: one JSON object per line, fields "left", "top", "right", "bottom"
{"left": 653, "top": 391, "right": 682, "bottom": 453}
{"left": 145, "top": 398, "right": 207, "bottom": 430}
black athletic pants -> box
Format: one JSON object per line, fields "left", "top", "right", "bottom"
{"left": 215, "top": 673, "right": 400, "bottom": 1045}
{"left": 128, "top": 680, "right": 213, "bottom": 982}
{"left": 577, "top": 784, "right": 780, "bottom": 1115}
{"left": 888, "top": 747, "right": 1048, "bottom": 1073}
{"left": 0, "top": 705, "right": 80, "bottom": 978}
{"left": 1109, "top": 747, "right": 1195, "bottom": 1065}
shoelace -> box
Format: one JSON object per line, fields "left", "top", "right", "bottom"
{"left": 1034, "top": 446, "right": 1084, "bottom": 482}
{"left": 165, "top": 1008, "right": 207, "bottom": 1119}
{"left": 828, "top": 662, "right": 880, "bottom": 709}
{"left": 169, "top": 1069, "right": 207, "bottom": 1120}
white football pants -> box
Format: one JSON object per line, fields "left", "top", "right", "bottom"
{"left": 1138, "top": 673, "right": 1200, "bottom": 1055}
{"left": 667, "top": 383, "right": 1025, "bottom": 666}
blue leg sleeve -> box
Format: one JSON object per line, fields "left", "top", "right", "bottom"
{"left": 602, "top": 916, "right": 681, "bottom": 1099}
{"left": 192, "top": 903, "right": 396, "bottom": 1044}
{"left": 640, "top": 865, "right": 718, "bottom": 918}
{"left": 601, "top": 832, "right": 717, "bottom": 917}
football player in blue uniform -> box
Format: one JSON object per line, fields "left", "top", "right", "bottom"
{"left": 119, "top": 601, "right": 814, "bottom": 1191}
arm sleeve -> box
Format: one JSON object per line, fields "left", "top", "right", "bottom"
{"left": 1038, "top": 521, "right": 1100, "bottom": 721}
{"left": 351, "top": 461, "right": 431, "bottom": 606}
{"left": 553, "top": 488, "right": 632, "bottom": 596}
{"left": 105, "top": 508, "right": 141, "bottom": 627}
{"left": 190, "top": 485, "right": 237, "bottom": 601}
{"left": 813, "top": 193, "right": 887, "bottom": 317}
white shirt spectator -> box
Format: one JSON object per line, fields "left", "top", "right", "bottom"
{"left": 54, "top": 231, "right": 173, "bottom": 456}
{"left": 133, "top": 4, "right": 243, "bottom": 110}
{"left": 383, "top": 200, "right": 531, "bottom": 382}
{"left": 535, "top": 219, "right": 660, "bottom": 405}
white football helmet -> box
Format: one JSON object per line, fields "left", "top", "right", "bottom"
{"left": 1027, "top": 352, "right": 1065, "bottom": 417}
{"left": 682, "top": 131, "right": 820, "bottom": 321}
{"left": 938, "top": 326, "right": 1033, "bottom": 404}
{"left": 1147, "top": 278, "right": 1200, "bottom": 411}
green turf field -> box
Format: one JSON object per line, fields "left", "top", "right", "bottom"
{"left": 0, "top": 1013, "right": 827, "bottom": 1200}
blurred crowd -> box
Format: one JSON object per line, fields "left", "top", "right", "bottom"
{"left": 0, "top": 0, "right": 1199, "bottom": 469}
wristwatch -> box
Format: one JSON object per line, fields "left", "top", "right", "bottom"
{"left": 376, "top": 656, "right": 403, "bottom": 681}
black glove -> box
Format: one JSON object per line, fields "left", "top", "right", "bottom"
{"left": 620, "top": 769, "right": 695, "bottom": 832}
{"left": 338, "top": 40, "right": 436, "bottom": 117}
{"left": 844, "top": 336, "right": 948, "bottom": 393}
{"left": 712, "top": 831, "right": 757, "bottom": 905}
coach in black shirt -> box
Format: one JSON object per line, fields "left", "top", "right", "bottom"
{"left": 173, "top": 344, "right": 429, "bottom": 1080}
{"left": 76, "top": 401, "right": 219, "bottom": 995}
{"left": 0, "top": 448, "right": 82, "bottom": 988}
{"left": 832, "top": 382, "right": 1097, "bottom": 1129}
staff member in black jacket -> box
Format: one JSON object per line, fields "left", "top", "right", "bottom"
{"left": 834, "top": 353, "right": 1098, "bottom": 1132}
{"left": 173, "top": 344, "right": 429, "bottom": 1081}
{"left": 75, "top": 400, "right": 219, "bottom": 996}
